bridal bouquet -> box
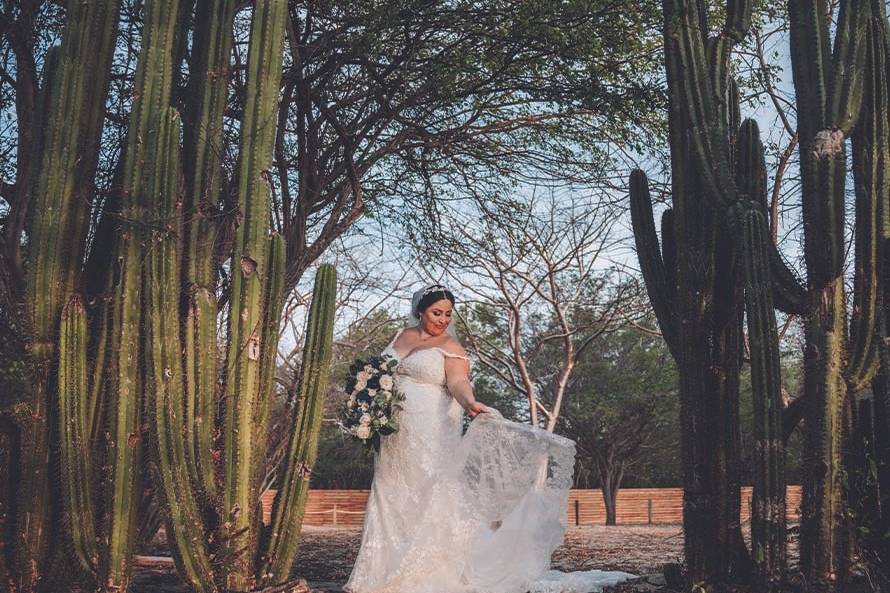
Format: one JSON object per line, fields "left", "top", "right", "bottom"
{"left": 337, "top": 355, "right": 404, "bottom": 451}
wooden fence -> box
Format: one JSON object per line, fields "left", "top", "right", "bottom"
{"left": 260, "top": 486, "right": 803, "bottom": 527}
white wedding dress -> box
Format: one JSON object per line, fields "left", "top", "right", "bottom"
{"left": 344, "top": 330, "right": 636, "bottom": 593}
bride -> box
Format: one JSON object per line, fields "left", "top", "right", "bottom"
{"left": 344, "top": 284, "right": 635, "bottom": 593}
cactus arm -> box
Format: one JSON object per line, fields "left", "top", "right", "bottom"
{"left": 180, "top": 0, "right": 236, "bottom": 503}
{"left": 629, "top": 170, "right": 680, "bottom": 358}
{"left": 743, "top": 208, "right": 788, "bottom": 585}
{"left": 735, "top": 119, "right": 787, "bottom": 586}
{"left": 829, "top": 0, "right": 870, "bottom": 134}
{"left": 146, "top": 108, "right": 217, "bottom": 593}
{"left": 788, "top": 0, "right": 870, "bottom": 586}
{"left": 184, "top": 1, "right": 236, "bottom": 272}
{"left": 259, "top": 264, "right": 336, "bottom": 585}
{"left": 13, "top": 2, "right": 119, "bottom": 590}
{"left": 768, "top": 246, "right": 808, "bottom": 315}
{"left": 101, "top": 198, "right": 144, "bottom": 592}
{"left": 101, "top": 0, "right": 182, "bottom": 588}
{"left": 791, "top": 0, "right": 866, "bottom": 279}
{"left": 251, "top": 234, "right": 287, "bottom": 518}
{"left": 660, "top": 208, "right": 678, "bottom": 303}
{"left": 221, "top": 1, "right": 287, "bottom": 588}
{"left": 185, "top": 288, "right": 219, "bottom": 501}
{"left": 57, "top": 296, "right": 98, "bottom": 578}
{"left": 847, "top": 14, "right": 887, "bottom": 393}
{"left": 665, "top": 2, "right": 725, "bottom": 203}
{"left": 788, "top": 0, "right": 831, "bottom": 143}
{"left": 29, "top": 0, "right": 119, "bottom": 334}
{"left": 663, "top": 0, "right": 749, "bottom": 209}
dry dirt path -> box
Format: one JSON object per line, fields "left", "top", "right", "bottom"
{"left": 130, "top": 525, "right": 685, "bottom": 592}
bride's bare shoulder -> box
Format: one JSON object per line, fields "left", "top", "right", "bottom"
{"left": 391, "top": 326, "right": 416, "bottom": 346}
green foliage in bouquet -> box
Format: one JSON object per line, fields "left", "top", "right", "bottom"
{"left": 339, "top": 355, "right": 405, "bottom": 452}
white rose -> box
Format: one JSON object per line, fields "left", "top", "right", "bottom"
{"left": 379, "top": 375, "right": 393, "bottom": 390}
{"left": 347, "top": 395, "right": 356, "bottom": 407}
{"left": 356, "top": 424, "right": 371, "bottom": 439}
{"left": 354, "top": 378, "right": 367, "bottom": 392}
{"left": 379, "top": 415, "right": 388, "bottom": 424}
{"left": 357, "top": 371, "right": 370, "bottom": 382}
{"left": 368, "top": 388, "right": 378, "bottom": 397}
{"left": 360, "top": 403, "right": 369, "bottom": 411}
{"left": 360, "top": 413, "right": 372, "bottom": 425}
{"left": 363, "top": 364, "right": 374, "bottom": 374}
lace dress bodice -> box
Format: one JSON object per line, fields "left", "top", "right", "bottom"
{"left": 391, "top": 348, "right": 454, "bottom": 385}
{"left": 383, "top": 329, "right": 472, "bottom": 386}
{"left": 345, "top": 328, "right": 636, "bottom": 593}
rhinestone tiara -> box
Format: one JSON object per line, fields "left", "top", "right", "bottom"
{"left": 421, "top": 284, "right": 447, "bottom": 296}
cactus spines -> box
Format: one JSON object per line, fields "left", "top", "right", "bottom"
{"left": 100, "top": 0, "right": 183, "bottom": 588}
{"left": 57, "top": 296, "right": 98, "bottom": 577}
{"left": 10, "top": 1, "right": 119, "bottom": 590}
{"left": 260, "top": 263, "right": 337, "bottom": 585}
{"left": 221, "top": 1, "right": 287, "bottom": 588}
{"left": 736, "top": 120, "right": 786, "bottom": 585}
{"left": 146, "top": 107, "right": 217, "bottom": 593}
{"left": 788, "top": 0, "right": 870, "bottom": 587}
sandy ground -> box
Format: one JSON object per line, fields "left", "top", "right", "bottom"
{"left": 130, "top": 524, "right": 686, "bottom": 592}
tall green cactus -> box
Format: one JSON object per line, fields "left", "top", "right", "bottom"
{"left": 4, "top": 1, "right": 119, "bottom": 591}
{"left": 788, "top": 0, "right": 870, "bottom": 589}
{"left": 734, "top": 121, "right": 786, "bottom": 585}
{"left": 146, "top": 106, "right": 218, "bottom": 593}
{"left": 630, "top": 0, "right": 795, "bottom": 588}
{"left": 181, "top": 0, "right": 238, "bottom": 505}
{"left": 638, "top": 0, "right": 886, "bottom": 590}
{"left": 259, "top": 264, "right": 337, "bottom": 585}
{"left": 848, "top": 0, "right": 890, "bottom": 583}
{"left": 98, "top": 0, "right": 184, "bottom": 587}
{"left": 141, "top": 3, "right": 339, "bottom": 591}
{"left": 57, "top": 296, "right": 97, "bottom": 577}
{"left": 5, "top": 3, "right": 343, "bottom": 592}
{"left": 219, "top": 1, "right": 287, "bottom": 589}
{"left": 631, "top": 168, "right": 752, "bottom": 586}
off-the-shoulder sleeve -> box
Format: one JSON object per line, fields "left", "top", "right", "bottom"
{"left": 438, "top": 348, "right": 473, "bottom": 367}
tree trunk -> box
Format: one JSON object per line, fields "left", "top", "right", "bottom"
{"left": 596, "top": 457, "right": 624, "bottom": 527}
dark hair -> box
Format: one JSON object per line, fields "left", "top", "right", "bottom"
{"left": 415, "top": 286, "right": 455, "bottom": 317}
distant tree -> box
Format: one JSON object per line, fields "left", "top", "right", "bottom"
{"left": 0, "top": 0, "right": 666, "bottom": 309}
{"left": 416, "top": 193, "right": 646, "bottom": 431}
{"left": 556, "top": 322, "right": 678, "bottom": 525}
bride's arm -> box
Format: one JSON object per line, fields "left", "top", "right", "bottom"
{"left": 442, "top": 350, "right": 489, "bottom": 417}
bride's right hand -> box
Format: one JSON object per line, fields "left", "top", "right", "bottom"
{"left": 466, "top": 401, "right": 490, "bottom": 418}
